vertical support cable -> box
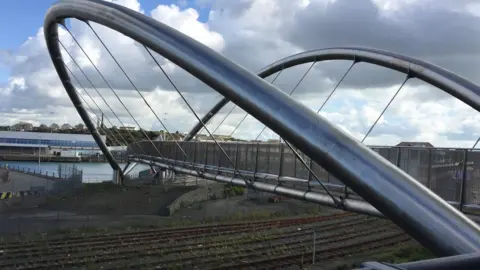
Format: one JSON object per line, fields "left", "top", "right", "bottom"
{"left": 361, "top": 74, "right": 410, "bottom": 143}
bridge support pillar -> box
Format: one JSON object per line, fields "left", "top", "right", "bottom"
{"left": 154, "top": 167, "right": 175, "bottom": 184}
{"left": 113, "top": 169, "right": 123, "bottom": 185}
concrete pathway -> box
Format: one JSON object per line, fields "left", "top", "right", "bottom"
{"left": 0, "top": 171, "right": 56, "bottom": 192}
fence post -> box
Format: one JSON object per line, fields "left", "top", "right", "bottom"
{"left": 193, "top": 141, "right": 197, "bottom": 164}
{"left": 293, "top": 146, "right": 298, "bottom": 178}
{"left": 266, "top": 144, "right": 271, "bottom": 173}
{"left": 427, "top": 149, "right": 432, "bottom": 189}
{"left": 254, "top": 143, "right": 260, "bottom": 180}
{"left": 183, "top": 142, "right": 187, "bottom": 163}
{"left": 459, "top": 149, "right": 468, "bottom": 211}
{"left": 217, "top": 143, "right": 222, "bottom": 175}
{"left": 173, "top": 142, "right": 177, "bottom": 167}
{"left": 278, "top": 142, "right": 285, "bottom": 182}
{"left": 308, "top": 159, "right": 313, "bottom": 191}
{"left": 235, "top": 142, "right": 240, "bottom": 169}
{"left": 204, "top": 143, "right": 208, "bottom": 169}
{"left": 396, "top": 147, "right": 401, "bottom": 167}
{"left": 245, "top": 144, "right": 249, "bottom": 171}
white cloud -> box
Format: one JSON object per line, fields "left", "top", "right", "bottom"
{"left": 0, "top": 0, "right": 479, "bottom": 149}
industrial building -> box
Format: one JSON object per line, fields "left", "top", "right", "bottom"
{"left": 0, "top": 131, "right": 105, "bottom": 157}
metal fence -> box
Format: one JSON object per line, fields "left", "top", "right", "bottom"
{"left": 128, "top": 141, "right": 480, "bottom": 206}
{"left": 0, "top": 163, "right": 83, "bottom": 195}
{"left": 0, "top": 163, "right": 82, "bottom": 180}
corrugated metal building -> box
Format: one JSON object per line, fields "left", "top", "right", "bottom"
{"left": 0, "top": 131, "right": 105, "bottom": 156}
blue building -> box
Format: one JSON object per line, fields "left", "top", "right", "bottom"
{"left": 0, "top": 131, "right": 105, "bottom": 157}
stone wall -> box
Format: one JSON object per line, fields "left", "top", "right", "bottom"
{"left": 167, "top": 183, "right": 225, "bottom": 216}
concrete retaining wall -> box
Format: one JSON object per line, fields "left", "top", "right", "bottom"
{"left": 124, "top": 175, "right": 156, "bottom": 186}
{"left": 167, "top": 183, "right": 225, "bottom": 216}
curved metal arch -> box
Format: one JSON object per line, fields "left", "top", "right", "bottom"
{"left": 44, "top": 0, "right": 480, "bottom": 256}
{"left": 186, "top": 47, "right": 480, "bottom": 141}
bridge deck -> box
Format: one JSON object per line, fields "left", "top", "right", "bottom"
{"left": 128, "top": 141, "right": 480, "bottom": 212}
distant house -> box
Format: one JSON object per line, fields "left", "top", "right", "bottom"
{"left": 61, "top": 123, "right": 72, "bottom": 130}
{"left": 195, "top": 134, "right": 232, "bottom": 142}
{"left": 11, "top": 122, "right": 33, "bottom": 131}
{"left": 50, "top": 123, "right": 60, "bottom": 131}
{"left": 395, "top": 141, "right": 434, "bottom": 148}
{"left": 119, "top": 126, "right": 135, "bottom": 131}
{"left": 74, "top": 123, "right": 85, "bottom": 130}
{"left": 195, "top": 134, "right": 212, "bottom": 141}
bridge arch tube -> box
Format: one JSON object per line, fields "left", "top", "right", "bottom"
{"left": 186, "top": 47, "right": 480, "bottom": 140}
{"left": 44, "top": 0, "right": 480, "bottom": 256}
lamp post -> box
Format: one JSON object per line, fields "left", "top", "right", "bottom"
{"left": 38, "top": 136, "right": 41, "bottom": 172}
{"left": 72, "top": 140, "right": 77, "bottom": 165}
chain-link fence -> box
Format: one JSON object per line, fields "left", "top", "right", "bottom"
{"left": 0, "top": 163, "right": 82, "bottom": 181}
{"left": 128, "top": 141, "right": 480, "bottom": 208}
{"left": 0, "top": 163, "right": 84, "bottom": 212}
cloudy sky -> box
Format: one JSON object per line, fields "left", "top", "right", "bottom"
{"left": 0, "top": 0, "right": 480, "bottom": 147}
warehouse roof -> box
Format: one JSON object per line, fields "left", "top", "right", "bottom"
{"left": 0, "top": 131, "right": 105, "bottom": 142}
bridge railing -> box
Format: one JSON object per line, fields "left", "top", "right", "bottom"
{"left": 128, "top": 141, "right": 480, "bottom": 207}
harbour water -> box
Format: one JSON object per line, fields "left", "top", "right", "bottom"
{"left": 0, "top": 161, "right": 148, "bottom": 183}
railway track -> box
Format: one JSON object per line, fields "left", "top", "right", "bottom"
{"left": 1, "top": 215, "right": 369, "bottom": 260}
{"left": 118, "top": 222, "right": 401, "bottom": 269}
{"left": 214, "top": 234, "right": 412, "bottom": 269}
{"left": 0, "top": 213, "right": 411, "bottom": 269}
{"left": 0, "top": 212, "right": 354, "bottom": 251}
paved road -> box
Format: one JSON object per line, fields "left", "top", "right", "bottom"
{"left": 0, "top": 171, "right": 55, "bottom": 192}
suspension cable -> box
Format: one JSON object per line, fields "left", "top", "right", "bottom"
{"left": 254, "top": 61, "right": 316, "bottom": 141}
{"left": 86, "top": 22, "right": 212, "bottom": 176}
{"left": 144, "top": 47, "right": 252, "bottom": 185}
{"left": 202, "top": 69, "right": 285, "bottom": 137}
{"left": 248, "top": 60, "right": 342, "bottom": 206}
{"left": 76, "top": 89, "right": 122, "bottom": 146}
{"left": 471, "top": 137, "right": 480, "bottom": 150}
{"left": 209, "top": 103, "right": 236, "bottom": 135}
{"left": 64, "top": 63, "right": 127, "bottom": 147}
{"left": 227, "top": 69, "right": 285, "bottom": 138}
{"left": 283, "top": 140, "right": 343, "bottom": 206}
{"left": 58, "top": 40, "right": 148, "bottom": 155}
{"left": 361, "top": 74, "right": 410, "bottom": 143}
{"left": 316, "top": 61, "right": 356, "bottom": 114}
{"left": 62, "top": 26, "right": 165, "bottom": 159}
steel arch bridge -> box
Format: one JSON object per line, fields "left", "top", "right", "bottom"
{"left": 45, "top": 0, "right": 480, "bottom": 268}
